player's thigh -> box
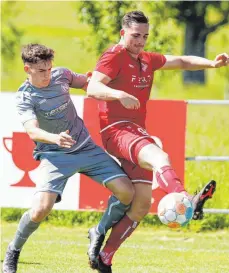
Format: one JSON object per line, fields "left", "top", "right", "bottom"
{"left": 79, "top": 144, "right": 128, "bottom": 187}
{"left": 120, "top": 158, "right": 153, "bottom": 184}
{"left": 102, "top": 122, "right": 155, "bottom": 165}
{"left": 79, "top": 144, "right": 134, "bottom": 203}
{"left": 36, "top": 153, "right": 76, "bottom": 203}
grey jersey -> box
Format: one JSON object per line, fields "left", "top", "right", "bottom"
{"left": 16, "top": 67, "right": 91, "bottom": 159}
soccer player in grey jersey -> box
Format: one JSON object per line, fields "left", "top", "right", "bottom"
{"left": 3, "top": 44, "right": 135, "bottom": 273}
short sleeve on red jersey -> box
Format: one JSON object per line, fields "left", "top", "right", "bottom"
{"left": 95, "top": 46, "right": 123, "bottom": 80}
{"left": 149, "top": 52, "right": 167, "bottom": 71}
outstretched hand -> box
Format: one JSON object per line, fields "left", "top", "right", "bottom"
{"left": 213, "top": 53, "right": 229, "bottom": 68}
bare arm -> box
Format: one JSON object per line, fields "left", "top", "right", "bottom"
{"left": 87, "top": 71, "right": 140, "bottom": 109}
{"left": 24, "top": 119, "right": 76, "bottom": 148}
{"left": 160, "top": 53, "right": 228, "bottom": 71}
{"left": 87, "top": 71, "right": 124, "bottom": 100}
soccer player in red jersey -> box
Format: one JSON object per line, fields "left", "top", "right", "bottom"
{"left": 87, "top": 11, "right": 228, "bottom": 273}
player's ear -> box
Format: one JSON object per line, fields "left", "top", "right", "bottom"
{"left": 120, "top": 29, "right": 125, "bottom": 37}
{"left": 24, "top": 64, "right": 30, "bottom": 74}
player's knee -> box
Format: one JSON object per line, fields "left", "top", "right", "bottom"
{"left": 147, "top": 150, "right": 170, "bottom": 170}
{"left": 118, "top": 189, "right": 134, "bottom": 205}
{"left": 129, "top": 201, "right": 151, "bottom": 222}
{"left": 139, "top": 144, "right": 170, "bottom": 170}
{"left": 159, "top": 151, "right": 170, "bottom": 164}
{"left": 31, "top": 205, "right": 52, "bottom": 222}
{"left": 151, "top": 150, "right": 170, "bottom": 169}
{"left": 108, "top": 177, "right": 135, "bottom": 205}
{"left": 153, "top": 151, "right": 170, "bottom": 170}
{"left": 116, "top": 184, "right": 135, "bottom": 205}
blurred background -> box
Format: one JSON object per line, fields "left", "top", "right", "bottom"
{"left": 2, "top": 1, "right": 229, "bottom": 97}
{"left": 1, "top": 2, "right": 229, "bottom": 272}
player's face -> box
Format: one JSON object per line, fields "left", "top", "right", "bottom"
{"left": 24, "top": 61, "right": 52, "bottom": 88}
{"left": 122, "top": 23, "right": 149, "bottom": 58}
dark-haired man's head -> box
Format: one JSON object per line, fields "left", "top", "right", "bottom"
{"left": 122, "top": 11, "right": 149, "bottom": 28}
{"left": 120, "top": 11, "right": 149, "bottom": 58}
{"left": 22, "top": 44, "right": 54, "bottom": 88}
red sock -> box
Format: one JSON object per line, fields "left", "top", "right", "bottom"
{"left": 156, "top": 165, "right": 186, "bottom": 194}
{"left": 100, "top": 215, "right": 139, "bottom": 265}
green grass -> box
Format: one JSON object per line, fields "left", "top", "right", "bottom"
{"left": 1, "top": 222, "right": 229, "bottom": 273}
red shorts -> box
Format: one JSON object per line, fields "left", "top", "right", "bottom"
{"left": 101, "top": 121, "right": 156, "bottom": 183}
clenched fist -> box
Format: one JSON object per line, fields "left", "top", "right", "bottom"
{"left": 213, "top": 53, "right": 229, "bottom": 68}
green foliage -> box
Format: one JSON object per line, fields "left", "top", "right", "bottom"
{"left": 166, "top": 1, "right": 229, "bottom": 25}
{"left": 75, "top": 1, "right": 176, "bottom": 55}
{"left": 2, "top": 208, "right": 229, "bottom": 231}
{"left": 1, "top": 207, "right": 27, "bottom": 222}
{"left": 46, "top": 210, "right": 103, "bottom": 227}
{"left": 74, "top": 1, "right": 228, "bottom": 58}
{"left": 1, "top": 1, "right": 228, "bottom": 90}
{"left": 75, "top": 1, "right": 134, "bottom": 55}
{"left": 1, "top": 208, "right": 101, "bottom": 227}
{"left": 136, "top": 2, "right": 176, "bottom": 54}
{"left": 1, "top": 1, "right": 23, "bottom": 72}
{"left": 200, "top": 214, "right": 229, "bottom": 231}
{"left": 161, "top": 1, "right": 229, "bottom": 84}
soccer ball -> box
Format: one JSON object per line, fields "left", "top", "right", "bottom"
{"left": 157, "top": 192, "right": 194, "bottom": 228}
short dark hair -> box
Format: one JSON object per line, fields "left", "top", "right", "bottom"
{"left": 21, "top": 43, "right": 54, "bottom": 64}
{"left": 122, "top": 11, "right": 149, "bottom": 28}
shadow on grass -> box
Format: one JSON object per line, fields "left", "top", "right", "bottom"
{"left": 1, "top": 259, "right": 41, "bottom": 265}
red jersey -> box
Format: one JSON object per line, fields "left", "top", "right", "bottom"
{"left": 95, "top": 44, "right": 166, "bottom": 129}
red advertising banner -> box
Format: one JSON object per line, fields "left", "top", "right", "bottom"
{"left": 81, "top": 98, "right": 187, "bottom": 213}
{"left": 1, "top": 93, "right": 186, "bottom": 212}
{"left": 145, "top": 100, "right": 186, "bottom": 212}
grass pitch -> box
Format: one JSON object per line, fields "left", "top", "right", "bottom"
{"left": 1, "top": 222, "right": 229, "bottom": 273}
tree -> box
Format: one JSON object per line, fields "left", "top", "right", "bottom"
{"left": 166, "top": 1, "right": 229, "bottom": 84}
{"left": 75, "top": 1, "right": 133, "bottom": 55}
{"left": 1, "top": 1, "right": 23, "bottom": 72}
